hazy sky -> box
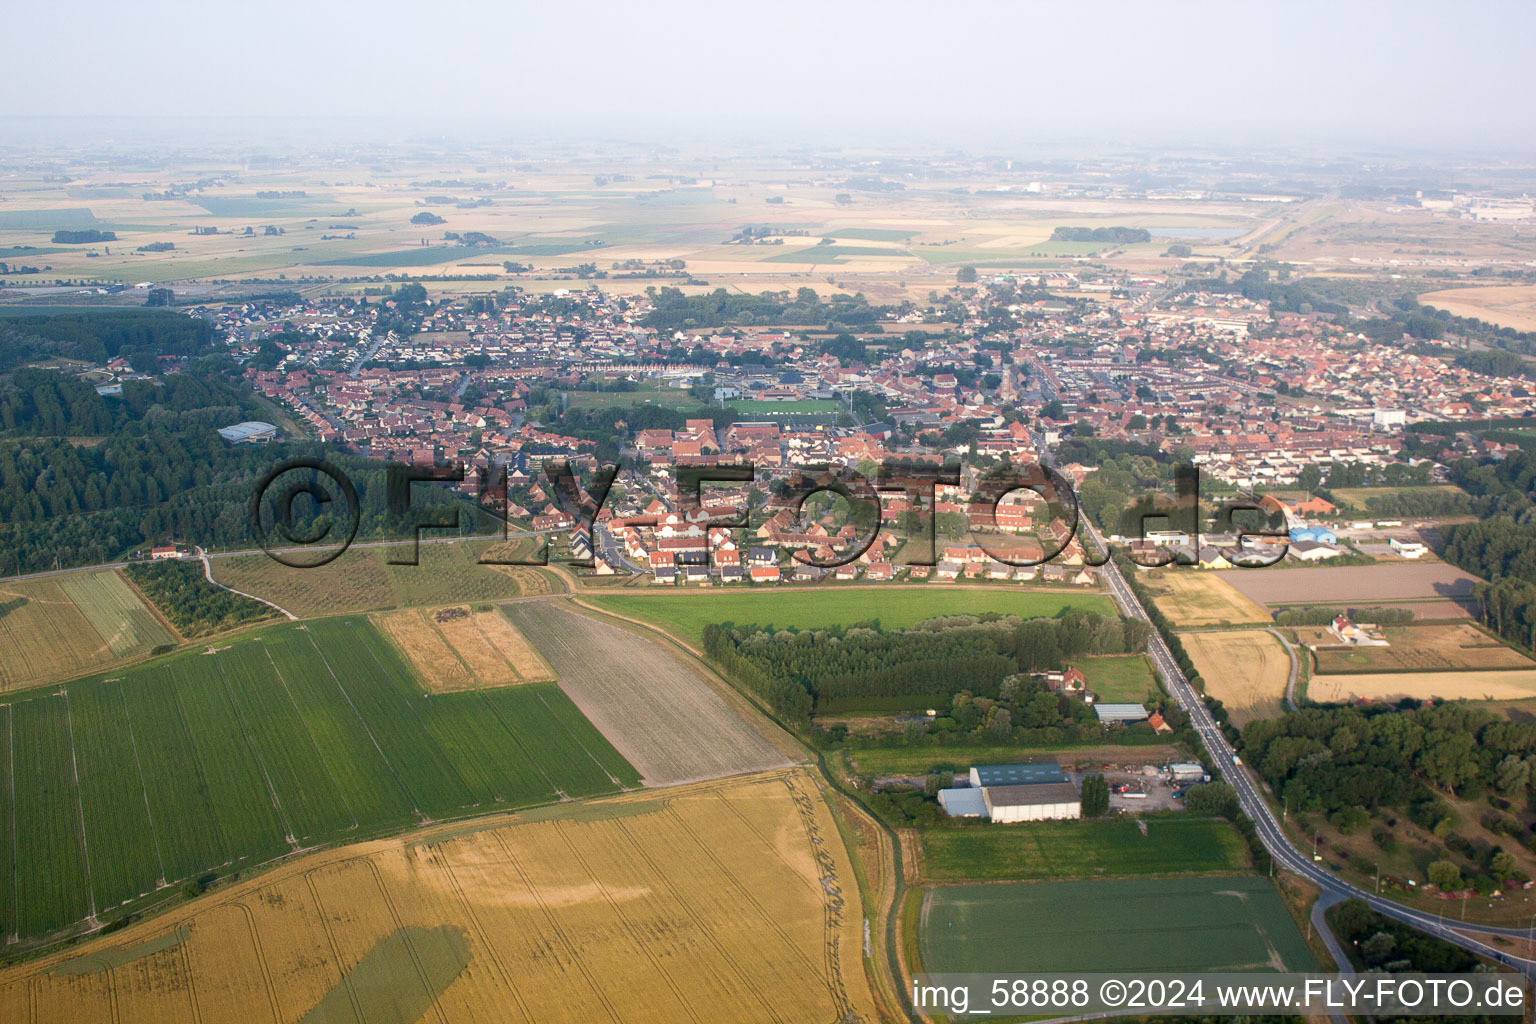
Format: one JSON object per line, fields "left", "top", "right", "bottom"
{"left": 9, "top": 0, "right": 1535, "bottom": 152}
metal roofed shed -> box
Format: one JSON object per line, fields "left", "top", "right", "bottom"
{"left": 982, "top": 781, "right": 1082, "bottom": 822}
{"left": 937, "top": 787, "right": 987, "bottom": 818}
{"left": 217, "top": 420, "right": 278, "bottom": 444}
{"left": 1094, "top": 703, "right": 1150, "bottom": 723}
{"left": 968, "top": 763, "right": 1068, "bottom": 787}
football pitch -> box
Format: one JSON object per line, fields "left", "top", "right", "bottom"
{"left": 919, "top": 877, "right": 1317, "bottom": 974}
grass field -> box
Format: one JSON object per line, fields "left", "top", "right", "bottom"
{"left": 1077, "top": 654, "right": 1159, "bottom": 703}
{"left": 0, "top": 615, "right": 638, "bottom": 949}
{"left": 1139, "top": 569, "right": 1270, "bottom": 627}
{"left": 211, "top": 538, "right": 551, "bottom": 617}
{"left": 584, "top": 587, "right": 1117, "bottom": 647}
{"left": 506, "top": 601, "right": 793, "bottom": 786}
{"left": 1310, "top": 623, "right": 1535, "bottom": 675}
{"left": 919, "top": 877, "right": 1315, "bottom": 974}
{"left": 725, "top": 399, "right": 842, "bottom": 415}
{"left": 1309, "top": 669, "right": 1536, "bottom": 704}
{"left": 0, "top": 769, "right": 880, "bottom": 1024}
{"left": 918, "top": 819, "right": 1249, "bottom": 880}
{"left": 1182, "top": 630, "right": 1291, "bottom": 727}
{"left": 1329, "top": 484, "right": 1468, "bottom": 507}
{"left": 0, "top": 570, "right": 176, "bottom": 692}
{"left": 563, "top": 388, "right": 697, "bottom": 410}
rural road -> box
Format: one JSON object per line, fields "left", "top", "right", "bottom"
{"left": 1266, "top": 627, "right": 1301, "bottom": 711}
{"left": 1039, "top": 440, "right": 1536, "bottom": 979}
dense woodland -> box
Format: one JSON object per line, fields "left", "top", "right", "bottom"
{"left": 641, "top": 286, "right": 895, "bottom": 331}
{"left": 0, "top": 310, "right": 213, "bottom": 371}
{"left": 704, "top": 611, "right": 1162, "bottom": 752}
{"left": 127, "top": 560, "right": 279, "bottom": 638}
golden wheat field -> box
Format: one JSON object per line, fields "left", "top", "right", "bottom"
{"left": 1142, "top": 570, "right": 1270, "bottom": 627}
{"left": 375, "top": 606, "right": 554, "bottom": 692}
{"left": 0, "top": 768, "right": 879, "bottom": 1024}
{"left": 1308, "top": 670, "right": 1536, "bottom": 704}
{"left": 1180, "top": 630, "right": 1292, "bottom": 727}
{"left": 0, "top": 570, "right": 177, "bottom": 691}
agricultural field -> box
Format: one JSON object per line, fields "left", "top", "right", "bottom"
{"left": 1223, "top": 563, "right": 1481, "bottom": 616}
{"left": 1419, "top": 283, "right": 1536, "bottom": 333}
{"left": 505, "top": 601, "right": 795, "bottom": 786}
{"left": 210, "top": 538, "right": 552, "bottom": 618}
{"left": 1308, "top": 669, "right": 1536, "bottom": 704}
{"left": 1138, "top": 569, "right": 1270, "bottom": 627}
{"left": 0, "top": 570, "right": 175, "bottom": 692}
{"left": 583, "top": 587, "right": 1116, "bottom": 647}
{"left": 1309, "top": 623, "right": 1535, "bottom": 675}
{"left": 0, "top": 769, "right": 880, "bottom": 1024}
{"left": 374, "top": 606, "right": 554, "bottom": 692}
{"left": 0, "top": 615, "right": 638, "bottom": 949}
{"left": 1181, "top": 630, "right": 1292, "bottom": 727}
{"left": 918, "top": 819, "right": 1249, "bottom": 881}
{"left": 1076, "top": 654, "right": 1160, "bottom": 703}
{"left": 918, "top": 877, "right": 1315, "bottom": 974}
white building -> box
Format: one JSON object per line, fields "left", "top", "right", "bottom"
{"left": 982, "top": 782, "right": 1081, "bottom": 823}
{"left": 1389, "top": 537, "right": 1428, "bottom": 559}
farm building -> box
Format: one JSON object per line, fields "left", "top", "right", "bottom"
{"left": 940, "top": 763, "right": 1080, "bottom": 823}
{"left": 983, "top": 782, "right": 1082, "bottom": 823}
{"left": 970, "top": 763, "right": 1069, "bottom": 787}
{"left": 937, "top": 787, "right": 987, "bottom": 817}
{"left": 1094, "top": 703, "right": 1149, "bottom": 724}
{"left": 1169, "top": 763, "right": 1209, "bottom": 783}
{"left": 1389, "top": 537, "right": 1428, "bottom": 559}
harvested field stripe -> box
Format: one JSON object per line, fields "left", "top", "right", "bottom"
{"left": 550, "top": 821, "right": 708, "bottom": 1024}
{"left": 303, "top": 871, "right": 367, "bottom": 1024}
{"left": 59, "top": 690, "right": 97, "bottom": 922}
{"left": 485, "top": 827, "right": 625, "bottom": 1024}
{"left": 424, "top": 844, "right": 537, "bottom": 1024}
{"left": 611, "top": 816, "right": 786, "bottom": 1023}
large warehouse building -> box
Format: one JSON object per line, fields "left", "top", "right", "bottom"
{"left": 938, "top": 762, "right": 1081, "bottom": 823}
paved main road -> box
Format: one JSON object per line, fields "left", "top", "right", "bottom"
{"left": 1081, "top": 514, "right": 1536, "bottom": 974}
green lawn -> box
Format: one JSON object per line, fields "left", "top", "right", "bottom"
{"left": 1077, "top": 654, "right": 1160, "bottom": 703}
{"left": 564, "top": 388, "right": 698, "bottom": 410}
{"left": 841, "top": 745, "right": 1183, "bottom": 778}
{"left": 726, "top": 399, "right": 841, "bottom": 415}
{"left": 919, "top": 876, "right": 1316, "bottom": 974}
{"left": 585, "top": 588, "right": 1117, "bottom": 647}
{"left": 920, "top": 818, "right": 1249, "bottom": 881}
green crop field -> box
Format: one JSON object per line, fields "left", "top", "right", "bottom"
{"left": 314, "top": 240, "right": 604, "bottom": 267}
{"left": 761, "top": 245, "right": 907, "bottom": 262}
{"left": 585, "top": 587, "right": 1117, "bottom": 647}
{"left": 57, "top": 570, "right": 176, "bottom": 656}
{"left": 919, "top": 877, "right": 1316, "bottom": 974}
{"left": 0, "top": 615, "right": 638, "bottom": 948}
{"left": 0, "top": 208, "right": 99, "bottom": 229}
{"left": 919, "top": 819, "right": 1249, "bottom": 880}
{"left": 1077, "top": 654, "right": 1160, "bottom": 703}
